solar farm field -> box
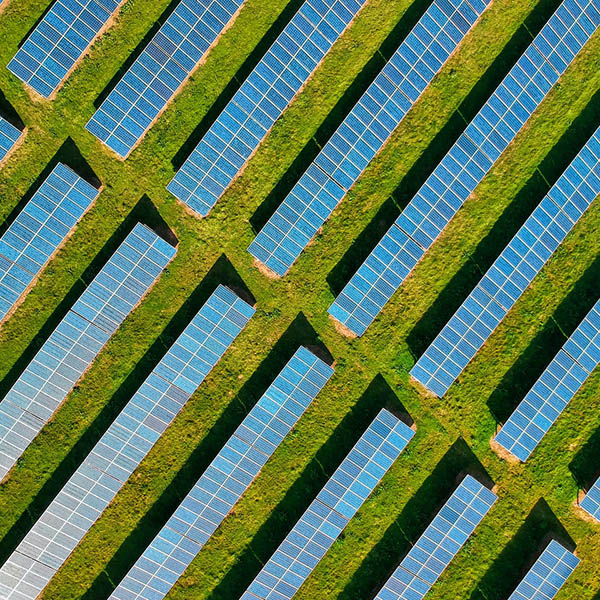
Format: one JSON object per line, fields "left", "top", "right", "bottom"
{"left": 0, "top": 0, "right": 600, "bottom": 599}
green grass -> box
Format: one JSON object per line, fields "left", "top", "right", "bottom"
{"left": 0, "top": 0, "right": 600, "bottom": 599}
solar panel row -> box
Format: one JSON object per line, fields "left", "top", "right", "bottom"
{"left": 0, "top": 284, "right": 253, "bottom": 600}
{"left": 410, "top": 125, "right": 600, "bottom": 397}
{"left": 0, "top": 116, "right": 23, "bottom": 164}
{"left": 329, "top": 0, "right": 600, "bottom": 336}
{"left": 240, "top": 408, "right": 414, "bottom": 600}
{"left": 108, "top": 346, "right": 334, "bottom": 600}
{"left": 86, "top": 0, "right": 246, "bottom": 158}
{"left": 0, "top": 162, "right": 99, "bottom": 324}
{"left": 580, "top": 476, "right": 600, "bottom": 521}
{"left": 0, "top": 223, "right": 176, "bottom": 482}
{"left": 507, "top": 540, "right": 579, "bottom": 600}
{"left": 167, "top": 0, "right": 368, "bottom": 217}
{"left": 248, "top": 0, "right": 490, "bottom": 277}
{"left": 8, "top": 0, "right": 124, "bottom": 98}
{"left": 493, "top": 295, "right": 600, "bottom": 462}
{"left": 374, "top": 474, "right": 497, "bottom": 600}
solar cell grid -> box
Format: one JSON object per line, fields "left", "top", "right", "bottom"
{"left": 0, "top": 223, "right": 176, "bottom": 483}
{"left": 108, "top": 346, "right": 334, "bottom": 600}
{"left": 507, "top": 540, "right": 579, "bottom": 600}
{"left": 240, "top": 408, "right": 415, "bottom": 600}
{"left": 0, "top": 116, "right": 23, "bottom": 164}
{"left": 329, "top": 0, "right": 600, "bottom": 336}
{"left": 0, "top": 284, "right": 254, "bottom": 600}
{"left": 580, "top": 476, "right": 600, "bottom": 521}
{"left": 8, "top": 0, "right": 125, "bottom": 98}
{"left": 493, "top": 296, "right": 600, "bottom": 461}
{"left": 86, "top": 0, "right": 246, "bottom": 158}
{"left": 248, "top": 0, "right": 490, "bottom": 277}
{"left": 373, "top": 474, "right": 497, "bottom": 600}
{"left": 167, "top": 0, "right": 368, "bottom": 217}
{"left": 0, "top": 162, "right": 99, "bottom": 324}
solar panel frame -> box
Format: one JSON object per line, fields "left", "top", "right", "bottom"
{"left": 7, "top": 0, "right": 126, "bottom": 98}
{"left": 107, "top": 346, "right": 334, "bottom": 600}
{"left": 0, "top": 285, "right": 254, "bottom": 600}
{"left": 86, "top": 0, "right": 247, "bottom": 158}
{"left": 0, "top": 223, "right": 176, "bottom": 483}
{"left": 240, "top": 408, "right": 415, "bottom": 600}
{"left": 329, "top": 0, "right": 600, "bottom": 336}
{"left": 507, "top": 540, "right": 579, "bottom": 600}
{"left": 373, "top": 474, "right": 497, "bottom": 600}
{"left": 0, "top": 116, "right": 24, "bottom": 164}
{"left": 247, "top": 0, "right": 490, "bottom": 277}
{"left": 167, "top": 0, "right": 368, "bottom": 217}
{"left": 0, "top": 162, "right": 99, "bottom": 324}
{"left": 580, "top": 476, "right": 600, "bottom": 521}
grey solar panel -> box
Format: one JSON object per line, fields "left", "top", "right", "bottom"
{"left": 0, "top": 162, "right": 99, "bottom": 324}
{"left": 329, "top": 0, "right": 600, "bottom": 336}
{"left": 248, "top": 0, "right": 490, "bottom": 277}
{"left": 0, "top": 116, "right": 23, "bottom": 164}
{"left": 0, "top": 223, "right": 176, "bottom": 482}
{"left": 0, "top": 284, "right": 254, "bottom": 600}
{"left": 108, "top": 346, "right": 334, "bottom": 600}
{"left": 240, "top": 409, "right": 415, "bottom": 600}
{"left": 167, "top": 0, "right": 368, "bottom": 217}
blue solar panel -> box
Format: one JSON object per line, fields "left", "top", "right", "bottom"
{"left": 494, "top": 297, "right": 600, "bottom": 462}
{"left": 410, "top": 125, "right": 600, "bottom": 397}
{"left": 8, "top": 0, "right": 124, "bottom": 98}
{"left": 167, "top": 0, "right": 368, "bottom": 217}
{"left": 581, "top": 476, "right": 600, "bottom": 521}
{"left": 248, "top": 0, "right": 490, "bottom": 277}
{"left": 373, "top": 474, "right": 497, "bottom": 600}
{"left": 0, "top": 162, "right": 99, "bottom": 325}
{"left": 0, "top": 223, "right": 176, "bottom": 482}
{"left": 507, "top": 540, "right": 579, "bottom": 600}
{"left": 108, "top": 346, "right": 334, "bottom": 600}
{"left": 86, "top": 0, "right": 246, "bottom": 158}
{"left": 239, "top": 409, "right": 414, "bottom": 600}
{"left": 329, "top": 0, "right": 600, "bottom": 336}
{"left": 0, "top": 116, "right": 23, "bottom": 164}
{"left": 0, "top": 284, "right": 253, "bottom": 600}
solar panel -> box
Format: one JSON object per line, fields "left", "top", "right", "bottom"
{"left": 0, "top": 116, "right": 23, "bottom": 164}
{"left": 7, "top": 0, "right": 125, "bottom": 98}
{"left": 329, "top": 0, "right": 600, "bottom": 336}
{"left": 0, "top": 284, "right": 253, "bottom": 600}
{"left": 0, "top": 162, "right": 99, "bottom": 325}
{"left": 239, "top": 409, "right": 414, "bottom": 600}
{"left": 410, "top": 125, "right": 600, "bottom": 397}
{"left": 86, "top": 0, "right": 247, "bottom": 158}
{"left": 493, "top": 296, "right": 600, "bottom": 461}
{"left": 373, "top": 474, "right": 497, "bottom": 600}
{"left": 0, "top": 223, "right": 176, "bottom": 482}
{"left": 107, "top": 346, "right": 334, "bottom": 600}
{"left": 167, "top": 0, "right": 369, "bottom": 217}
{"left": 507, "top": 540, "right": 579, "bottom": 600}
{"left": 580, "top": 476, "right": 600, "bottom": 521}
{"left": 247, "top": 0, "right": 490, "bottom": 277}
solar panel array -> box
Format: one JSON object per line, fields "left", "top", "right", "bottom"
{"left": 0, "top": 223, "right": 176, "bottom": 482}
{"left": 410, "top": 125, "right": 600, "bottom": 397}
{"left": 329, "top": 0, "right": 600, "bottom": 336}
{"left": 494, "top": 296, "right": 600, "bottom": 462}
{"left": 167, "top": 0, "right": 368, "bottom": 217}
{"left": 7, "top": 0, "right": 124, "bottom": 98}
{"left": 507, "top": 540, "right": 579, "bottom": 600}
{"left": 0, "top": 284, "right": 253, "bottom": 600}
{"left": 373, "top": 474, "right": 497, "bottom": 600}
{"left": 86, "top": 0, "right": 246, "bottom": 158}
{"left": 0, "top": 162, "right": 99, "bottom": 324}
{"left": 108, "top": 346, "right": 334, "bottom": 600}
{"left": 247, "top": 0, "right": 490, "bottom": 277}
{"left": 0, "top": 116, "right": 23, "bottom": 163}
{"left": 580, "top": 476, "right": 600, "bottom": 521}
{"left": 240, "top": 409, "right": 415, "bottom": 600}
